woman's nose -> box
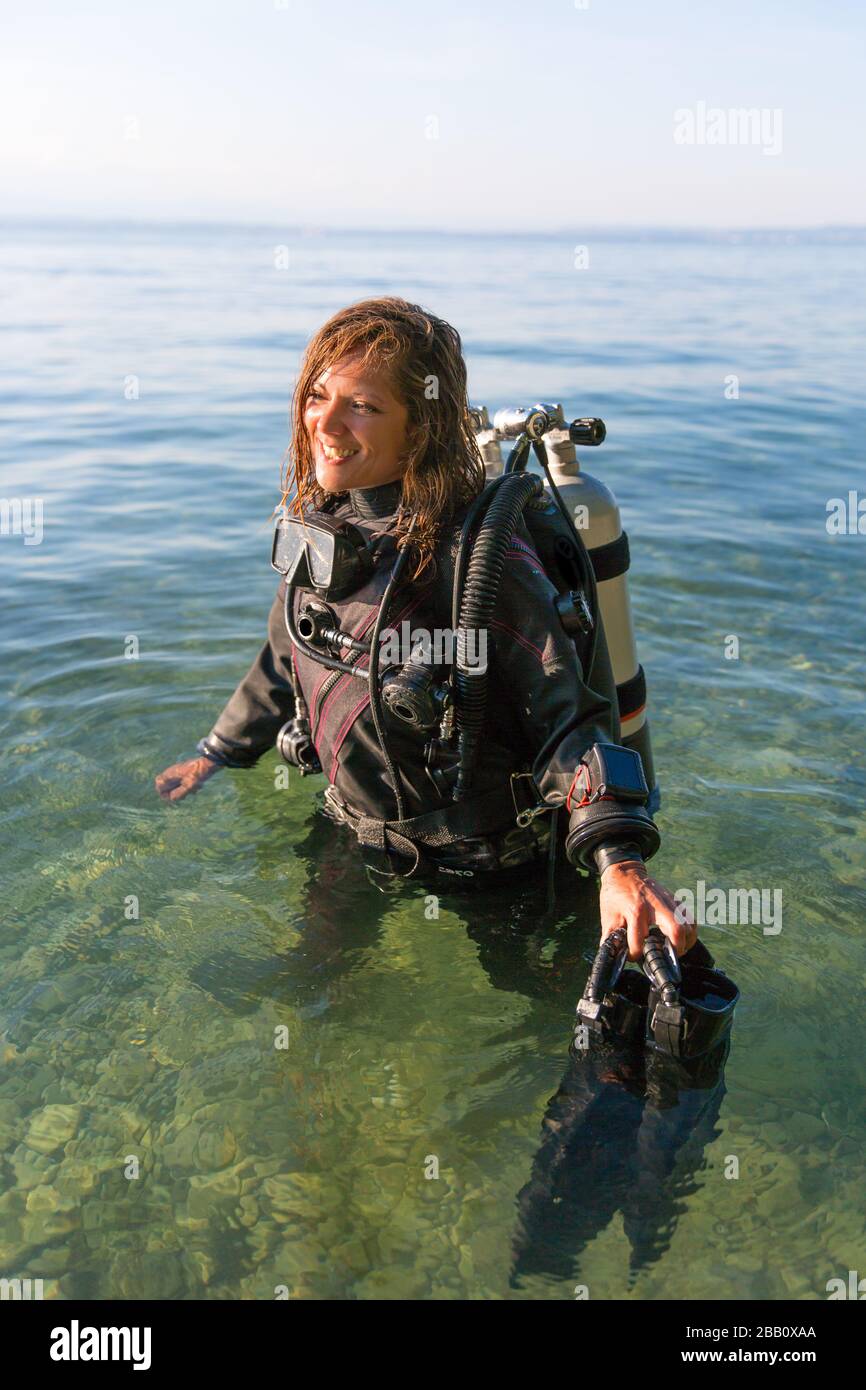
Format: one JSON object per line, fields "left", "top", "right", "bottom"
{"left": 315, "top": 397, "right": 347, "bottom": 437}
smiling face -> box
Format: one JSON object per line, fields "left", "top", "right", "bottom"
{"left": 304, "top": 356, "right": 411, "bottom": 494}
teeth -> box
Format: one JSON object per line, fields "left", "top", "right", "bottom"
{"left": 322, "top": 444, "right": 358, "bottom": 459}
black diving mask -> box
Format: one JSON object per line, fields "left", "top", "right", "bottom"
{"left": 271, "top": 512, "right": 375, "bottom": 601}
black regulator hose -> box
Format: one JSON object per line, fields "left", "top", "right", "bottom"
{"left": 452, "top": 471, "right": 543, "bottom": 800}
{"left": 367, "top": 530, "right": 416, "bottom": 825}
{"left": 583, "top": 927, "right": 629, "bottom": 1004}
{"left": 450, "top": 474, "right": 512, "bottom": 635}
{"left": 642, "top": 927, "right": 681, "bottom": 1004}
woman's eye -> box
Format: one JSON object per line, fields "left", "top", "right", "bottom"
{"left": 307, "top": 391, "right": 377, "bottom": 414}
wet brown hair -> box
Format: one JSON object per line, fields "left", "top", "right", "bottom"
{"left": 280, "top": 297, "right": 485, "bottom": 582}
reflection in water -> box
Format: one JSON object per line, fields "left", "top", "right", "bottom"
{"left": 511, "top": 1030, "right": 729, "bottom": 1287}
{"left": 187, "top": 798, "right": 731, "bottom": 1294}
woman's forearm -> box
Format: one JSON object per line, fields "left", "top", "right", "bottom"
{"left": 200, "top": 584, "right": 297, "bottom": 768}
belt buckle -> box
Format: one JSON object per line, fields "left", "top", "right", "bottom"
{"left": 322, "top": 785, "right": 348, "bottom": 823}
{"left": 510, "top": 772, "right": 538, "bottom": 827}
{"left": 510, "top": 773, "right": 565, "bottom": 829}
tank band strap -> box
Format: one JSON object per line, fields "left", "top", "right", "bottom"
{"left": 616, "top": 664, "right": 647, "bottom": 721}
{"left": 588, "top": 530, "right": 630, "bottom": 582}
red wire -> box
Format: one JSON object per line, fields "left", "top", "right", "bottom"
{"left": 567, "top": 763, "right": 593, "bottom": 813}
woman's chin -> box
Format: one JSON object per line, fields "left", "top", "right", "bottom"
{"left": 314, "top": 459, "right": 404, "bottom": 494}
{"left": 315, "top": 462, "right": 354, "bottom": 492}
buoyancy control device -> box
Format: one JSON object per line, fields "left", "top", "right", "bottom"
{"left": 271, "top": 401, "right": 660, "bottom": 875}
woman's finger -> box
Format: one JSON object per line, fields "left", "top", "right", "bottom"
{"left": 625, "top": 909, "right": 651, "bottom": 962}
{"left": 600, "top": 909, "right": 627, "bottom": 941}
{"left": 166, "top": 782, "right": 193, "bottom": 801}
{"left": 650, "top": 897, "right": 696, "bottom": 955}
{"left": 652, "top": 903, "right": 686, "bottom": 954}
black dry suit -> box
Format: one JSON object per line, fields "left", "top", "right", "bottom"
{"left": 198, "top": 480, "right": 659, "bottom": 880}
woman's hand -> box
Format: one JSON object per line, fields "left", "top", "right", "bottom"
{"left": 598, "top": 860, "right": 697, "bottom": 961}
{"left": 155, "top": 755, "right": 222, "bottom": 803}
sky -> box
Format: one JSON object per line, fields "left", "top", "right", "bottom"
{"left": 2, "top": 0, "right": 865, "bottom": 230}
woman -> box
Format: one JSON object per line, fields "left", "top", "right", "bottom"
{"left": 155, "top": 297, "right": 697, "bottom": 962}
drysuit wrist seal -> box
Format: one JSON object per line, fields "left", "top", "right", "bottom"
{"left": 194, "top": 739, "right": 226, "bottom": 772}
{"left": 565, "top": 744, "right": 659, "bottom": 872}
{"left": 566, "top": 807, "right": 660, "bottom": 872}
{"left": 196, "top": 737, "right": 249, "bottom": 769}
{"left": 593, "top": 842, "right": 645, "bottom": 877}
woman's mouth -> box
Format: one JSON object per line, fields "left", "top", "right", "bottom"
{"left": 319, "top": 441, "right": 359, "bottom": 463}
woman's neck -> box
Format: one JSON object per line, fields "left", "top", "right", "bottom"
{"left": 348, "top": 478, "right": 403, "bottom": 520}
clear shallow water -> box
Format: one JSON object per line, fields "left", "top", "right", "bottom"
{"left": 1, "top": 220, "right": 865, "bottom": 1300}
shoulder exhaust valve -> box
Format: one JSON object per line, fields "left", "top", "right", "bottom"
{"left": 554, "top": 588, "right": 593, "bottom": 637}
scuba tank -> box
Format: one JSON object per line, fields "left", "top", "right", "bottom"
{"left": 470, "top": 402, "right": 659, "bottom": 811}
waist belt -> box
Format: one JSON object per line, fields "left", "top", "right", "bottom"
{"left": 323, "top": 778, "right": 539, "bottom": 878}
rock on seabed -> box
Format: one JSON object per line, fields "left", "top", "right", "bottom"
{"left": 26, "top": 1103, "right": 82, "bottom": 1156}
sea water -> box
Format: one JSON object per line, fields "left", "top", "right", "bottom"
{"left": 1, "top": 221, "right": 864, "bottom": 1299}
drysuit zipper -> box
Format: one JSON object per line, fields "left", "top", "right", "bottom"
{"left": 312, "top": 668, "right": 343, "bottom": 731}
{"left": 312, "top": 638, "right": 375, "bottom": 731}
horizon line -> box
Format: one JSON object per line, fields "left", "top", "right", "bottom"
{"left": 2, "top": 213, "right": 865, "bottom": 239}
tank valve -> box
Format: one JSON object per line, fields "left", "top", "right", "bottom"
{"left": 493, "top": 405, "right": 552, "bottom": 440}
{"left": 568, "top": 417, "right": 606, "bottom": 446}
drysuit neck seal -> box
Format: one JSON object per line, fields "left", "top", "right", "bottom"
{"left": 349, "top": 480, "right": 403, "bottom": 520}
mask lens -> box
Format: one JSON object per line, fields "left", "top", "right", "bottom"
{"left": 273, "top": 518, "right": 336, "bottom": 590}
{"left": 304, "top": 529, "right": 335, "bottom": 588}
{"left": 273, "top": 521, "right": 306, "bottom": 582}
